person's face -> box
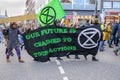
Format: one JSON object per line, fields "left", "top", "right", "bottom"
{"left": 12, "top": 24, "right": 17, "bottom": 29}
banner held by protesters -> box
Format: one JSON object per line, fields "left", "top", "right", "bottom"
{"left": 23, "top": 26, "right": 102, "bottom": 62}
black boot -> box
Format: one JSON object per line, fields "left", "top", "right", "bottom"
{"left": 57, "top": 57, "right": 63, "bottom": 61}
{"left": 113, "top": 50, "right": 118, "bottom": 56}
{"left": 109, "top": 45, "right": 113, "bottom": 48}
{"left": 84, "top": 55, "right": 87, "bottom": 60}
{"left": 116, "top": 44, "right": 118, "bottom": 46}
{"left": 66, "top": 52, "right": 70, "bottom": 59}
{"left": 48, "top": 58, "right": 51, "bottom": 61}
{"left": 21, "top": 45, "right": 24, "bottom": 50}
{"left": 66, "top": 55, "right": 70, "bottom": 59}
{"left": 92, "top": 56, "right": 98, "bottom": 61}
{"left": 75, "top": 55, "right": 80, "bottom": 59}
{"left": 5, "top": 48, "right": 8, "bottom": 54}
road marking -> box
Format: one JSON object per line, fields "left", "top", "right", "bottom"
{"left": 56, "top": 60, "right": 69, "bottom": 80}
{"left": 56, "top": 60, "right": 61, "bottom": 65}
{"left": 63, "top": 77, "right": 69, "bottom": 80}
{"left": 58, "top": 66, "right": 65, "bottom": 74}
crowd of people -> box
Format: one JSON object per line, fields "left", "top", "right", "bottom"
{"left": 0, "top": 22, "right": 41, "bottom": 63}
{"left": 0, "top": 17, "right": 120, "bottom": 63}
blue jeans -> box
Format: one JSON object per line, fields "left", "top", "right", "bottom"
{"left": 109, "top": 35, "right": 115, "bottom": 46}
{"left": 99, "top": 40, "right": 104, "bottom": 51}
{"left": 116, "top": 38, "right": 120, "bottom": 51}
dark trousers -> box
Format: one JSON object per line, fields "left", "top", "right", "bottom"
{"left": 6, "top": 47, "right": 21, "bottom": 59}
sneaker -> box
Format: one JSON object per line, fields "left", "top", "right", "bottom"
{"left": 92, "top": 57, "right": 99, "bottom": 61}
{"left": 6, "top": 59, "right": 11, "bottom": 62}
{"left": 113, "top": 50, "right": 118, "bottom": 56}
{"left": 19, "top": 59, "right": 24, "bottom": 63}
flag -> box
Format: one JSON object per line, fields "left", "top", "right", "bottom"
{"left": 37, "top": 0, "right": 66, "bottom": 27}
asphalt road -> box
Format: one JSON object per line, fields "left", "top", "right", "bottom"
{"left": 0, "top": 43, "right": 120, "bottom": 80}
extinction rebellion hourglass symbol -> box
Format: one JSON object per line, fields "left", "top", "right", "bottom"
{"left": 78, "top": 28, "right": 101, "bottom": 49}
{"left": 39, "top": 6, "right": 56, "bottom": 25}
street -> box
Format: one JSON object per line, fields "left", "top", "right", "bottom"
{"left": 0, "top": 43, "right": 120, "bottom": 80}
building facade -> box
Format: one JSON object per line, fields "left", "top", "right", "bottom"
{"left": 25, "top": 0, "right": 35, "bottom": 14}
{"left": 26, "top": 0, "right": 102, "bottom": 15}
{"left": 101, "top": 0, "right": 120, "bottom": 22}
{"left": 35, "top": 0, "right": 50, "bottom": 13}
{"left": 61, "top": 0, "right": 101, "bottom": 14}
{"left": 61, "top": 0, "right": 102, "bottom": 20}
{"left": 33, "top": 0, "right": 101, "bottom": 20}
{"left": 25, "top": 0, "right": 104, "bottom": 25}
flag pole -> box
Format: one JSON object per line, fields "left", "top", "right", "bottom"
{"left": 94, "top": 0, "right": 98, "bottom": 17}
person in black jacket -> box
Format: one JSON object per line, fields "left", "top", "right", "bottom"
{"left": 109, "top": 22, "right": 119, "bottom": 47}
{"left": 90, "top": 18, "right": 100, "bottom": 61}
{"left": 54, "top": 20, "right": 63, "bottom": 60}
{"left": 113, "top": 22, "right": 120, "bottom": 56}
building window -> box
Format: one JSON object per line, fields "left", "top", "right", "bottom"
{"left": 90, "top": 0, "right": 95, "bottom": 4}
{"left": 86, "top": 0, "right": 90, "bottom": 4}
{"left": 103, "top": 2, "right": 112, "bottom": 8}
{"left": 72, "top": 0, "right": 90, "bottom": 5}
{"left": 73, "top": 0, "right": 84, "bottom": 4}
{"left": 61, "top": 0, "right": 91, "bottom": 5}
{"left": 113, "top": 2, "right": 120, "bottom": 8}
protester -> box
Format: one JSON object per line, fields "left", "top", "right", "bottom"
{"left": 67, "top": 19, "right": 100, "bottom": 61}
{"left": 90, "top": 18, "right": 100, "bottom": 61}
{"left": 99, "top": 22, "right": 105, "bottom": 51}
{"left": 91, "top": 18, "right": 100, "bottom": 27}
{"left": 102, "top": 22, "right": 112, "bottom": 49}
{"left": 83, "top": 19, "right": 90, "bottom": 27}
{"left": 66, "top": 23, "right": 80, "bottom": 59}
{"left": 113, "top": 22, "right": 120, "bottom": 56}
{"left": 6, "top": 22, "right": 24, "bottom": 63}
{"left": 54, "top": 20, "right": 63, "bottom": 60}
{"left": 18, "top": 24, "right": 24, "bottom": 49}
{"left": 109, "top": 21, "right": 118, "bottom": 48}
{"left": 114, "top": 22, "right": 119, "bottom": 46}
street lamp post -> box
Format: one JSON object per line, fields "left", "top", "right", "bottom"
{"left": 94, "top": 0, "right": 98, "bottom": 17}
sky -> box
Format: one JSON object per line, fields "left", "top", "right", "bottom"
{"left": 0, "top": 0, "right": 26, "bottom": 17}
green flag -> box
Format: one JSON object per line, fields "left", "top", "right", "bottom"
{"left": 37, "top": 0, "right": 66, "bottom": 26}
